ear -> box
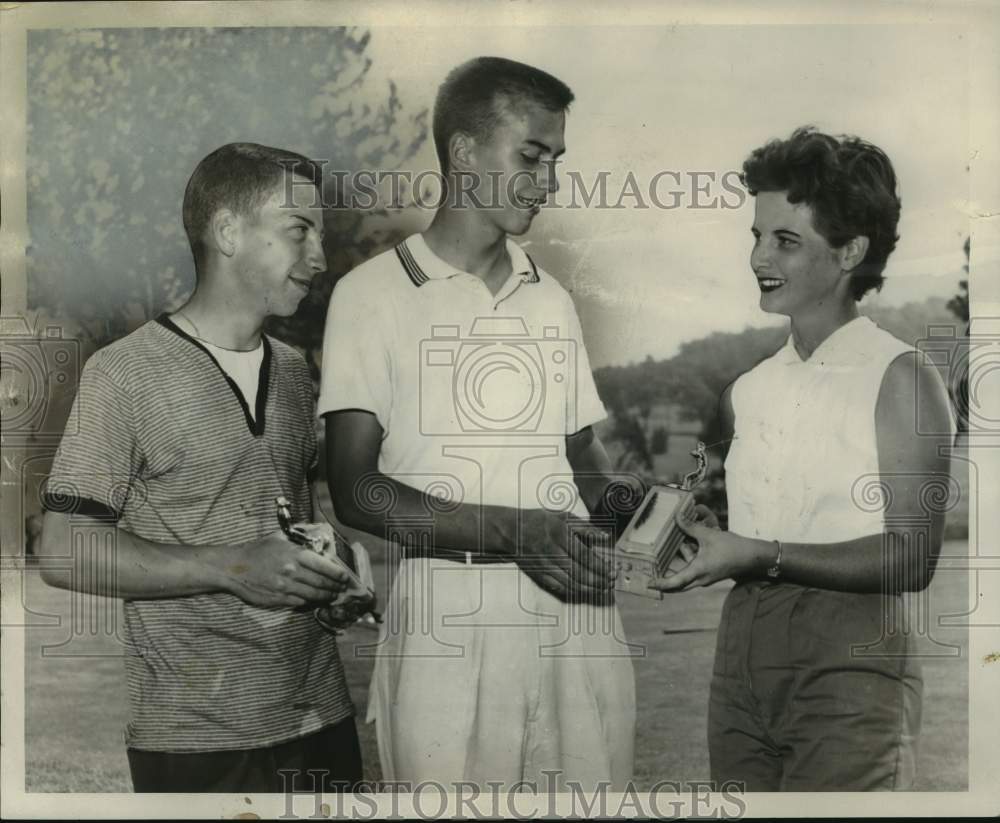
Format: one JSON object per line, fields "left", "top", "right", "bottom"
{"left": 209, "top": 208, "right": 239, "bottom": 258}
{"left": 838, "top": 235, "right": 870, "bottom": 273}
{"left": 448, "top": 131, "right": 475, "bottom": 172}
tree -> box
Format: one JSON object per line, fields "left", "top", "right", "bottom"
{"left": 26, "top": 27, "right": 428, "bottom": 366}
{"left": 946, "top": 236, "right": 970, "bottom": 324}
{"left": 946, "top": 237, "right": 971, "bottom": 435}
{"left": 649, "top": 425, "right": 669, "bottom": 456}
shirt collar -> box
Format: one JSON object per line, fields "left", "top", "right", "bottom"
{"left": 396, "top": 233, "right": 539, "bottom": 287}
{"left": 780, "top": 316, "right": 874, "bottom": 365}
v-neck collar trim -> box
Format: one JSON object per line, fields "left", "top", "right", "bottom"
{"left": 779, "top": 316, "right": 872, "bottom": 366}
{"left": 156, "top": 314, "right": 272, "bottom": 436}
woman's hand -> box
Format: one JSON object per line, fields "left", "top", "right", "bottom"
{"left": 689, "top": 503, "right": 720, "bottom": 530}
{"left": 649, "top": 512, "right": 775, "bottom": 592}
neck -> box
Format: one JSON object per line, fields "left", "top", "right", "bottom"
{"left": 175, "top": 268, "right": 265, "bottom": 351}
{"left": 789, "top": 299, "right": 860, "bottom": 359}
{"left": 423, "top": 205, "right": 508, "bottom": 279}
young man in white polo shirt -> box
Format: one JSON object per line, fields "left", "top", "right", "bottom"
{"left": 320, "top": 57, "right": 637, "bottom": 791}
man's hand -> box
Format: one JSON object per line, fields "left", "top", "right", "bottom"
{"left": 506, "top": 509, "right": 617, "bottom": 604}
{"left": 648, "top": 513, "right": 772, "bottom": 593}
{"left": 222, "top": 529, "right": 352, "bottom": 609}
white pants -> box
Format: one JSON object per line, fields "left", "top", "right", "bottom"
{"left": 366, "top": 557, "right": 636, "bottom": 791}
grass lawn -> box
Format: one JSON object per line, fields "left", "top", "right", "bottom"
{"left": 21, "top": 540, "right": 968, "bottom": 793}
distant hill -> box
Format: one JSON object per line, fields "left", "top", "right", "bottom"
{"left": 593, "top": 295, "right": 961, "bottom": 429}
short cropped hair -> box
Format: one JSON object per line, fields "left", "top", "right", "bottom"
{"left": 432, "top": 57, "right": 574, "bottom": 173}
{"left": 740, "top": 126, "right": 901, "bottom": 301}
{"left": 182, "top": 142, "right": 323, "bottom": 262}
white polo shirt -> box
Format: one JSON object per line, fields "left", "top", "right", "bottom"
{"left": 318, "top": 233, "right": 606, "bottom": 518}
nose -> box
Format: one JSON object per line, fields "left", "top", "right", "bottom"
{"left": 541, "top": 158, "right": 560, "bottom": 195}
{"left": 750, "top": 237, "right": 769, "bottom": 272}
{"left": 306, "top": 233, "right": 326, "bottom": 274}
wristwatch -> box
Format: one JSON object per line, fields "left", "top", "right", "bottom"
{"left": 766, "top": 540, "right": 783, "bottom": 579}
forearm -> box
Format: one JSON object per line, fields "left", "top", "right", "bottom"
{"left": 566, "top": 426, "right": 644, "bottom": 533}
{"left": 744, "top": 528, "right": 940, "bottom": 593}
{"left": 331, "top": 472, "right": 520, "bottom": 557}
{"left": 38, "top": 512, "right": 235, "bottom": 599}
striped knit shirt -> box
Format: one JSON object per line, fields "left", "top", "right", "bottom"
{"left": 43, "top": 316, "right": 354, "bottom": 752}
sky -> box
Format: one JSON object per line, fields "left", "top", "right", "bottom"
{"left": 365, "top": 24, "right": 974, "bottom": 367}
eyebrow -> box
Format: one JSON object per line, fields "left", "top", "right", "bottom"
{"left": 289, "top": 213, "right": 318, "bottom": 228}
{"left": 286, "top": 212, "right": 325, "bottom": 239}
{"left": 524, "top": 139, "right": 566, "bottom": 158}
{"left": 750, "top": 227, "right": 802, "bottom": 240}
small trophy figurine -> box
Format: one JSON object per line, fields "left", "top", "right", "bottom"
{"left": 612, "top": 442, "right": 708, "bottom": 598}
{"left": 275, "top": 496, "right": 381, "bottom": 633}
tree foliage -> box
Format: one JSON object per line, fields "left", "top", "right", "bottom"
{"left": 946, "top": 237, "right": 970, "bottom": 324}
{"left": 26, "top": 27, "right": 427, "bottom": 365}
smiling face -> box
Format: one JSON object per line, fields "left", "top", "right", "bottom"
{"left": 233, "top": 174, "right": 327, "bottom": 318}
{"left": 463, "top": 98, "right": 565, "bottom": 236}
{"left": 749, "top": 190, "right": 851, "bottom": 318}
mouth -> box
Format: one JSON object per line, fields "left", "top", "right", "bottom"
{"left": 756, "top": 277, "right": 786, "bottom": 294}
{"left": 289, "top": 275, "right": 313, "bottom": 292}
{"left": 513, "top": 193, "right": 545, "bottom": 212}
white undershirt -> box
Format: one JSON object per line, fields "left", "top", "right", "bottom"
{"left": 199, "top": 339, "right": 265, "bottom": 420}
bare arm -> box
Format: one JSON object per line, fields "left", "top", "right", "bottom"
{"left": 719, "top": 381, "right": 736, "bottom": 455}
{"left": 37, "top": 512, "right": 351, "bottom": 608}
{"left": 324, "top": 410, "right": 613, "bottom": 600}
{"left": 566, "top": 425, "right": 645, "bottom": 536}
{"left": 653, "top": 352, "right": 953, "bottom": 594}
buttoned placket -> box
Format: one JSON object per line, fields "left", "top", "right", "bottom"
{"left": 477, "top": 271, "right": 529, "bottom": 311}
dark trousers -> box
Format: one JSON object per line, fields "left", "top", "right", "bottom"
{"left": 708, "top": 581, "right": 922, "bottom": 791}
{"left": 127, "top": 716, "right": 363, "bottom": 793}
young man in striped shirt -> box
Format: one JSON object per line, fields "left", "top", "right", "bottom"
{"left": 39, "top": 143, "right": 361, "bottom": 793}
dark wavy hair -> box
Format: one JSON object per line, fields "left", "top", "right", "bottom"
{"left": 740, "top": 127, "right": 901, "bottom": 301}
{"left": 433, "top": 57, "right": 574, "bottom": 174}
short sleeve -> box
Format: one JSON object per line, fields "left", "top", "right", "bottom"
{"left": 42, "top": 355, "right": 142, "bottom": 521}
{"left": 565, "top": 295, "right": 607, "bottom": 433}
{"left": 316, "top": 271, "right": 393, "bottom": 431}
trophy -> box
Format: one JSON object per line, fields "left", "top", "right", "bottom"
{"left": 275, "top": 496, "right": 381, "bottom": 633}
{"left": 612, "top": 442, "right": 708, "bottom": 598}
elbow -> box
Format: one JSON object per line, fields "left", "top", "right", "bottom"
{"left": 899, "top": 571, "right": 933, "bottom": 594}
{"left": 328, "top": 473, "right": 382, "bottom": 535}
{"left": 891, "top": 556, "right": 936, "bottom": 594}
{"left": 36, "top": 534, "right": 69, "bottom": 590}
{"left": 39, "top": 564, "right": 69, "bottom": 590}
{"left": 884, "top": 531, "right": 941, "bottom": 593}
{"left": 335, "top": 503, "right": 371, "bottom": 534}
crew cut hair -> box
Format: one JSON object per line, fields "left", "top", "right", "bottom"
{"left": 182, "top": 142, "right": 323, "bottom": 262}
{"left": 432, "top": 57, "right": 574, "bottom": 173}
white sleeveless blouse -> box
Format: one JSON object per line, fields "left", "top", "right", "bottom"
{"left": 725, "top": 316, "right": 912, "bottom": 544}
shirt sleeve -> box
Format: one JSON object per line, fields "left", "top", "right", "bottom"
{"left": 316, "top": 270, "right": 393, "bottom": 432}
{"left": 42, "top": 354, "right": 142, "bottom": 521}
{"left": 565, "top": 294, "right": 607, "bottom": 433}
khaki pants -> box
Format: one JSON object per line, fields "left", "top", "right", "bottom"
{"left": 708, "top": 581, "right": 922, "bottom": 791}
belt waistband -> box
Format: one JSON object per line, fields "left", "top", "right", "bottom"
{"left": 401, "top": 547, "right": 511, "bottom": 565}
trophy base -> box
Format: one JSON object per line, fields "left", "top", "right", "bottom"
{"left": 610, "top": 485, "right": 696, "bottom": 598}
